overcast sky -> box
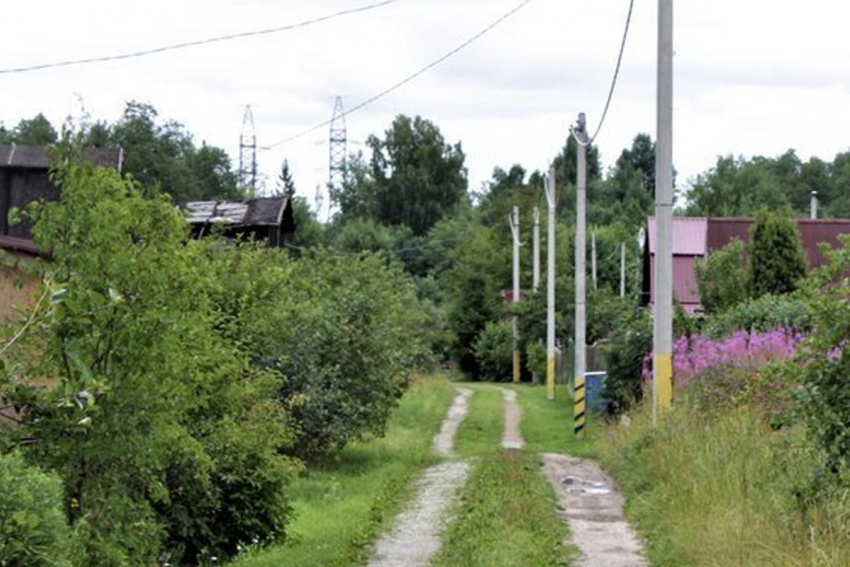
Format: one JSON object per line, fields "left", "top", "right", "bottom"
{"left": 2, "top": 0, "right": 849, "bottom": 214}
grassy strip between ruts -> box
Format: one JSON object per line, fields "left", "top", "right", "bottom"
{"left": 431, "top": 383, "right": 581, "bottom": 567}
{"left": 228, "top": 374, "right": 457, "bottom": 567}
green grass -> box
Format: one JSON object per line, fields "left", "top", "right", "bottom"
{"left": 598, "top": 401, "right": 850, "bottom": 567}
{"left": 429, "top": 382, "right": 580, "bottom": 566}
{"left": 430, "top": 449, "right": 576, "bottom": 567}
{"left": 452, "top": 385, "right": 503, "bottom": 457}
{"left": 505, "top": 383, "right": 600, "bottom": 458}
{"left": 228, "top": 374, "right": 457, "bottom": 567}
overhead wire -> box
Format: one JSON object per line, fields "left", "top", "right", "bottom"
{"left": 0, "top": 0, "right": 404, "bottom": 75}
{"left": 260, "top": 0, "right": 535, "bottom": 151}
{"left": 573, "top": 0, "right": 636, "bottom": 147}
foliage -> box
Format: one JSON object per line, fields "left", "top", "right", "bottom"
{"left": 599, "top": 402, "right": 850, "bottom": 567}
{"left": 702, "top": 292, "right": 811, "bottom": 338}
{"left": 0, "top": 452, "right": 71, "bottom": 567}
{"left": 0, "top": 113, "right": 58, "bottom": 146}
{"left": 795, "top": 237, "right": 850, "bottom": 476}
{"left": 331, "top": 115, "right": 467, "bottom": 236}
{"left": 229, "top": 376, "right": 455, "bottom": 567}
{"left": 694, "top": 239, "right": 749, "bottom": 314}
{"left": 665, "top": 330, "right": 802, "bottom": 409}
{"left": 207, "top": 245, "right": 425, "bottom": 462}
{"left": 0, "top": 147, "right": 297, "bottom": 566}
{"left": 601, "top": 308, "right": 652, "bottom": 415}
{"left": 472, "top": 320, "right": 514, "bottom": 382}
{"left": 747, "top": 208, "right": 807, "bottom": 298}
{"left": 275, "top": 159, "right": 296, "bottom": 198}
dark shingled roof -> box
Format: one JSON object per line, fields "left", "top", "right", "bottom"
{"left": 183, "top": 197, "right": 289, "bottom": 227}
{"left": 0, "top": 144, "right": 123, "bottom": 170}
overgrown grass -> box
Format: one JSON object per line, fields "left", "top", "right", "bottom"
{"left": 453, "top": 385, "right": 503, "bottom": 457}
{"left": 430, "top": 383, "right": 579, "bottom": 566}
{"left": 599, "top": 401, "right": 850, "bottom": 567}
{"left": 228, "top": 374, "right": 457, "bottom": 567}
{"left": 505, "top": 383, "right": 599, "bottom": 458}
{"left": 430, "top": 449, "right": 575, "bottom": 567}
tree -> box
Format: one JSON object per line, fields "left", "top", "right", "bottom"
{"left": 333, "top": 115, "right": 468, "bottom": 236}
{"left": 10, "top": 113, "right": 58, "bottom": 146}
{"left": 275, "top": 159, "right": 296, "bottom": 198}
{"left": 748, "top": 208, "right": 807, "bottom": 298}
{"left": 108, "top": 101, "right": 240, "bottom": 202}
{"left": 695, "top": 239, "right": 749, "bottom": 314}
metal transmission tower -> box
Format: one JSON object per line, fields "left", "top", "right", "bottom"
{"left": 328, "top": 96, "right": 348, "bottom": 193}
{"left": 239, "top": 105, "right": 258, "bottom": 196}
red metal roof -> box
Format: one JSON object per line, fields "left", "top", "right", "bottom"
{"left": 647, "top": 217, "right": 707, "bottom": 256}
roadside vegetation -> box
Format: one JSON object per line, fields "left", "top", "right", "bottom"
{"left": 4, "top": 103, "right": 850, "bottom": 566}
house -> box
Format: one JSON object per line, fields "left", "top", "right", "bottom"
{"left": 642, "top": 216, "right": 850, "bottom": 313}
{"left": 0, "top": 144, "right": 123, "bottom": 252}
{"left": 182, "top": 197, "right": 295, "bottom": 248}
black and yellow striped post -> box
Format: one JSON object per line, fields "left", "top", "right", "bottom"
{"left": 574, "top": 372, "right": 586, "bottom": 437}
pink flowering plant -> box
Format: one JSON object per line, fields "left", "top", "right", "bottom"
{"left": 643, "top": 328, "right": 804, "bottom": 407}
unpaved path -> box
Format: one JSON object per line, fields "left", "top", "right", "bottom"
{"left": 499, "top": 388, "right": 524, "bottom": 450}
{"left": 366, "top": 388, "right": 473, "bottom": 567}
{"left": 541, "top": 453, "right": 649, "bottom": 567}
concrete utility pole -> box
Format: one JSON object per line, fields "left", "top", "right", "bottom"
{"left": 573, "top": 113, "right": 588, "bottom": 437}
{"left": 545, "top": 170, "right": 557, "bottom": 400}
{"left": 591, "top": 231, "right": 598, "bottom": 290}
{"left": 510, "top": 206, "right": 522, "bottom": 384}
{"left": 620, "top": 242, "right": 627, "bottom": 298}
{"left": 532, "top": 206, "right": 541, "bottom": 385}
{"left": 811, "top": 191, "right": 819, "bottom": 219}
{"left": 654, "top": 0, "right": 674, "bottom": 426}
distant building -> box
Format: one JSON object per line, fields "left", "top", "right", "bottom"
{"left": 182, "top": 197, "right": 295, "bottom": 248}
{"left": 642, "top": 216, "right": 850, "bottom": 313}
{"left": 0, "top": 144, "right": 123, "bottom": 254}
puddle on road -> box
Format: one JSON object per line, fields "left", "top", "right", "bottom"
{"left": 561, "top": 475, "right": 612, "bottom": 495}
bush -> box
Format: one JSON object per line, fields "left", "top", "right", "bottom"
{"left": 473, "top": 320, "right": 514, "bottom": 381}
{"left": 601, "top": 308, "right": 651, "bottom": 415}
{"left": 694, "top": 239, "right": 749, "bottom": 314}
{"left": 0, "top": 452, "right": 71, "bottom": 567}
{"left": 702, "top": 293, "right": 811, "bottom": 339}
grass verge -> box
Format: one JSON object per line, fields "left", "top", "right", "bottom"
{"left": 430, "top": 383, "right": 578, "bottom": 566}
{"left": 598, "top": 401, "right": 850, "bottom": 567}
{"left": 505, "top": 383, "right": 599, "bottom": 458}
{"left": 228, "top": 374, "right": 457, "bottom": 567}
{"left": 430, "top": 448, "right": 574, "bottom": 567}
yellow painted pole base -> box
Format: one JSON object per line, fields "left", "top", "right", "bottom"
{"left": 654, "top": 353, "right": 673, "bottom": 421}
{"left": 546, "top": 357, "right": 555, "bottom": 400}
{"left": 512, "top": 349, "right": 520, "bottom": 383}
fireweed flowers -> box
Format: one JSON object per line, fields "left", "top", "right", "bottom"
{"left": 643, "top": 328, "right": 805, "bottom": 395}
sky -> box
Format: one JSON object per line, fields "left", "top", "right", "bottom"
{"left": 2, "top": 0, "right": 849, "bottom": 216}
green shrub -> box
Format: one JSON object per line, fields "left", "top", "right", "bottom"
{"left": 473, "top": 320, "right": 514, "bottom": 381}
{"left": 695, "top": 239, "right": 749, "bottom": 314}
{"left": 702, "top": 293, "right": 811, "bottom": 339}
{"left": 601, "top": 308, "right": 651, "bottom": 415}
{"left": 0, "top": 452, "right": 71, "bottom": 567}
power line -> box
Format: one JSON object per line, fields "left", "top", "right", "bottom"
{"left": 261, "top": 0, "right": 535, "bottom": 151}
{"left": 575, "top": 0, "right": 636, "bottom": 147}
{"left": 0, "top": 0, "right": 403, "bottom": 75}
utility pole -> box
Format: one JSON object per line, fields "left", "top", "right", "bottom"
{"left": 545, "top": 170, "right": 557, "bottom": 400}
{"left": 591, "top": 230, "right": 598, "bottom": 290}
{"left": 510, "top": 206, "right": 522, "bottom": 384}
{"left": 532, "top": 206, "right": 541, "bottom": 386}
{"left": 620, "top": 242, "right": 627, "bottom": 298}
{"left": 573, "top": 113, "right": 588, "bottom": 437}
{"left": 654, "top": 0, "right": 674, "bottom": 426}
{"left": 811, "top": 191, "right": 819, "bottom": 219}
